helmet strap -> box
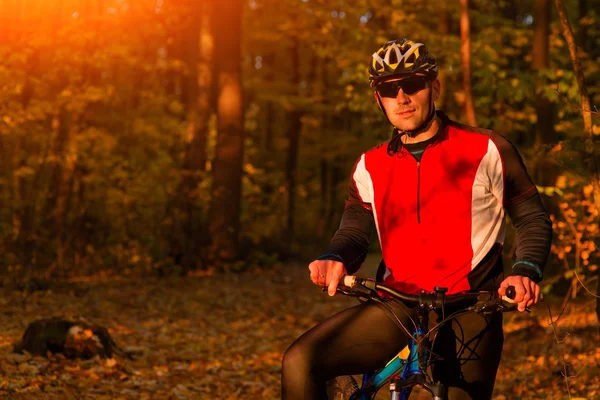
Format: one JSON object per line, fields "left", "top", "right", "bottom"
{"left": 374, "top": 91, "right": 392, "bottom": 124}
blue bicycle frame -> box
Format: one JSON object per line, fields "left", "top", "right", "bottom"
{"left": 334, "top": 275, "right": 517, "bottom": 400}
{"left": 349, "top": 327, "right": 430, "bottom": 400}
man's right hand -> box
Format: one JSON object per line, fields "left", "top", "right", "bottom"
{"left": 308, "top": 260, "right": 348, "bottom": 296}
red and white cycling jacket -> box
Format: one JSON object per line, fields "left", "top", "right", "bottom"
{"left": 343, "top": 116, "right": 541, "bottom": 294}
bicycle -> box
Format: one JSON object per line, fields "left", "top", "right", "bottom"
{"left": 326, "top": 275, "right": 522, "bottom": 400}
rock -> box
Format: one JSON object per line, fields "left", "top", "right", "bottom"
{"left": 13, "top": 317, "right": 121, "bottom": 359}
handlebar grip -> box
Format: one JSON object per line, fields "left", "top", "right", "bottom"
{"left": 505, "top": 286, "right": 516, "bottom": 300}
{"left": 343, "top": 275, "right": 356, "bottom": 287}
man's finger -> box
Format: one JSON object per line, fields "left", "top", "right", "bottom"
{"left": 519, "top": 280, "right": 530, "bottom": 311}
{"left": 521, "top": 284, "right": 532, "bottom": 305}
{"left": 317, "top": 265, "right": 328, "bottom": 286}
{"left": 328, "top": 278, "right": 338, "bottom": 296}
{"left": 308, "top": 262, "right": 320, "bottom": 283}
{"left": 524, "top": 283, "right": 534, "bottom": 308}
{"left": 498, "top": 280, "right": 510, "bottom": 296}
{"left": 514, "top": 281, "right": 527, "bottom": 303}
{"left": 526, "top": 299, "right": 534, "bottom": 308}
{"left": 309, "top": 261, "right": 328, "bottom": 286}
{"left": 328, "top": 266, "right": 344, "bottom": 296}
{"left": 534, "top": 285, "right": 541, "bottom": 303}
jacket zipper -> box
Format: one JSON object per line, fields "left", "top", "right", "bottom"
{"left": 417, "top": 160, "right": 421, "bottom": 224}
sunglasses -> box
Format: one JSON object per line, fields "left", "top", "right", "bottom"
{"left": 375, "top": 77, "right": 429, "bottom": 98}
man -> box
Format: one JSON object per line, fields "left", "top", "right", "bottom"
{"left": 281, "top": 38, "right": 552, "bottom": 399}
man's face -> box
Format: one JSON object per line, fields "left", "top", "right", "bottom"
{"left": 375, "top": 75, "right": 440, "bottom": 131}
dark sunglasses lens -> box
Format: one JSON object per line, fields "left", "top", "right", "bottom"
{"left": 376, "top": 78, "right": 427, "bottom": 98}
{"left": 400, "top": 79, "right": 427, "bottom": 95}
{"left": 376, "top": 82, "right": 399, "bottom": 98}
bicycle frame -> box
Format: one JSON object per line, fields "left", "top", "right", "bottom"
{"left": 336, "top": 276, "right": 518, "bottom": 400}
{"left": 349, "top": 306, "right": 444, "bottom": 400}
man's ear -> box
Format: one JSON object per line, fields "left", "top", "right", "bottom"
{"left": 431, "top": 79, "right": 441, "bottom": 102}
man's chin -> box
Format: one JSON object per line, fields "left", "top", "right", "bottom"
{"left": 392, "top": 116, "right": 422, "bottom": 131}
{"left": 394, "top": 123, "right": 420, "bottom": 132}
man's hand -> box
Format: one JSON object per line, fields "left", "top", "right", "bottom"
{"left": 308, "top": 260, "right": 348, "bottom": 296}
{"left": 498, "top": 275, "right": 541, "bottom": 312}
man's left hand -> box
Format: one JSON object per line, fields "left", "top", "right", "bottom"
{"left": 498, "top": 276, "right": 541, "bottom": 312}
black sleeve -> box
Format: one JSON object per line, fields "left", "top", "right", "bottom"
{"left": 490, "top": 132, "right": 539, "bottom": 205}
{"left": 320, "top": 206, "right": 375, "bottom": 274}
{"left": 496, "top": 135, "right": 553, "bottom": 283}
{"left": 317, "top": 158, "right": 375, "bottom": 274}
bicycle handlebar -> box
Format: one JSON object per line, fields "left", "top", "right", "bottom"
{"left": 341, "top": 275, "right": 519, "bottom": 311}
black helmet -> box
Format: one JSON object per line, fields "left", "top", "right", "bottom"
{"left": 368, "top": 39, "right": 438, "bottom": 87}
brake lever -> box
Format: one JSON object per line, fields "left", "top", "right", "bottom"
{"left": 473, "top": 298, "right": 529, "bottom": 314}
{"left": 328, "top": 285, "right": 377, "bottom": 301}
{"left": 501, "top": 295, "right": 531, "bottom": 313}
{"left": 501, "top": 286, "right": 543, "bottom": 312}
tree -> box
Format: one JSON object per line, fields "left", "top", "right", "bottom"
{"left": 532, "top": 0, "right": 556, "bottom": 186}
{"left": 437, "top": 7, "right": 452, "bottom": 110}
{"left": 285, "top": 37, "right": 302, "bottom": 251}
{"left": 170, "top": 0, "right": 215, "bottom": 270}
{"left": 554, "top": 0, "right": 600, "bottom": 324}
{"left": 207, "top": 0, "right": 245, "bottom": 263}
{"left": 578, "top": 0, "right": 589, "bottom": 53}
{"left": 459, "top": 0, "right": 477, "bottom": 126}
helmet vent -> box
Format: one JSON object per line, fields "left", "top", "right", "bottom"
{"left": 368, "top": 39, "right": 438, "bottom": 87}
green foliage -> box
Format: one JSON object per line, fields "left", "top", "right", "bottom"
{"left": 543, "top": 176, "right": 599, "bottom": 296}
{"left": 0, "top": 1, "right": 206, "bottom": 279}
{"left": 1, "top": 0, "right": 599, "bottom": 279}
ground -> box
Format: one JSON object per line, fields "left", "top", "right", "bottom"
{"left": 0, "top": 256, "right": 598, "bottom": 399}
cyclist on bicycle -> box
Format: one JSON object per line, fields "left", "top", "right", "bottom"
{"left": 282, "top": 38, "right": 552, "bottom": 399}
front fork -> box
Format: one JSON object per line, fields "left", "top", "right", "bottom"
{"left": 389, "top": 309, "right": 446, "bottom": 400}
{"left": 389, "top": 375, "right": 446, "bottom": 400}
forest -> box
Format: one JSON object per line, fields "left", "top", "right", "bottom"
{"left": 0, "top": 0, "right": 599, "bottom": 398}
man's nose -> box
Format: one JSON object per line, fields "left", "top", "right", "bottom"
{"left": 396, "top": 89, "right": 410, "bottom": 103}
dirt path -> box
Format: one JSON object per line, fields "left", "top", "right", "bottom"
{"left": 0, "top": 257, "right": 598, "bottom": 399}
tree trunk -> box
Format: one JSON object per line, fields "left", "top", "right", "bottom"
{"left": 258, "top": 51, "right": 278, "bottom": 228}
{"left": 165, "top": 28, "right": 179, "bottom": 100}
{"left": 533, "top": 0, "right": 556, "bottom": 186}
{"left": 437, "top": 8, "right": 451, "bottom": 109}
{"left": 44, "top": 104, "right": 70, "bottom": 229}
{"left": 264, "top": 100, "right": 275, "bottom": 153}
{"left": 315, "top": 57, "right": 329, "bottom": 239}
{"left": 577, "top": 0, "right": 589, "bottom": 53}
{"left": 42, "top": 0, "right": 69, "bottom": 239}
{"left": 500, "top": 0, "right": 517, "bottom": 20}
{"left": 207, "top": 0, "right": 245, "bottom": 263}
{"left": 263, "top": 52, "right": 276, "bottom": 153}
{"left": 0, "top": 1, "right": 9, "bottom": 232}
{"left": 317, "top": 159, "right": 328, "bottom": 238}
{"left": 187, "top": 0, "right": 214, "bottom": 171}
{"left": 40, "top": 0, "right": 75, "bottom": 265}
{"left": 170, "top": 0, "right": 214, "bottom": 270}
{"left": 554, "top": 0, "right": 600, "bottom": 325}
{"left": 285, "top": 38, "right": 303, "bottom": 251}
{"left": 327, "top": 161, "right": 343, "bottom": 237}
{"left": 459, "top": 0, "right": 477, "bottom": 126}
